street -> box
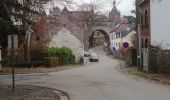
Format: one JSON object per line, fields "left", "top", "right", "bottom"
{"left": 1, "top": 46, "right": 170, "bottom": 100}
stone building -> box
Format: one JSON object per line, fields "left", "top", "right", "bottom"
{"left": 45, "top": 0, "right": 122, "bottom": 60}
{"left": 138, "top": 0, "right": 170, "bottom": 71}
{"left": 109, "top": 0, "right": 121, "bottom": 24}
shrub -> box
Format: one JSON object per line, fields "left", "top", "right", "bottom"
{"left": 45, "top": 47, "right": 75, "bottom": 65}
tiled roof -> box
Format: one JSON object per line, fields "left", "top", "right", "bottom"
{"left": 114, "top": 24, "right": 130, "bottom": 37}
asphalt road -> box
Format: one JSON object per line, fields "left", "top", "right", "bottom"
{"left": 1, "top": 46, "right": 170, "bottom": 100}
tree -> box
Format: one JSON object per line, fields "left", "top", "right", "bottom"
{"left": 0, "top": 0, "right": 73, "bottom": 60}
{"left": 0, "top": 1, "right": 17, "bottom": 48}
{"left": 0, "top": 0, "right": 73, "bottom": 45}
{"left": 0, "top": 0, "right": 46, "bottom": 45}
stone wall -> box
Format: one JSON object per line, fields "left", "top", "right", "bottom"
{"left": 49, "top": 27, "right": 84, "bottom": 63}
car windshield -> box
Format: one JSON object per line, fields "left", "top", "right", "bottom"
{"left": 91, "top": 53, "right": 97, "bottom": 56}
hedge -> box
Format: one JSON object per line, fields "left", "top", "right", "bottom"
{"left": 45, "top": 47, "right": 75, "bottom": 65}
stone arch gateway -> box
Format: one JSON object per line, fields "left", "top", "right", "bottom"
{"left": 88, "top": 29, "right": 110, "bottom": 48}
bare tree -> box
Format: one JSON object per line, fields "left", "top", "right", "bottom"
{"left": 0, "top": 0, "right": 75, "bottom": 60}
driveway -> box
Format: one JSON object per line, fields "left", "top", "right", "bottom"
{"left": 1, "top": 46, "right": 170, "bottom": 100}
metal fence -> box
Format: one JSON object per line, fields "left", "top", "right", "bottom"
{"left": 149, "top": 49, "right": 170, "bottom": 74}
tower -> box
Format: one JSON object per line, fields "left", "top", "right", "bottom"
{"left": 113, "top": 0, "right": 116, "bottom": 6}
{"left": 109, "top": 0, "right": 121, "bottom": 24}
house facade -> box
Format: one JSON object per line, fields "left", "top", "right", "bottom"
{"left": 139, "top": 0, "right": 170, "bottom": 49}
{"left": 110, "top": 23, "right": 129, "bottom": 52}
{"left": 122, "top": 30, "right": 136, "bottom": 48}
{"left": 139, "top": 0, "right": 150, "bottom": 70}
{"left": 139, "top": 0, "right": 150, "bottom": 49}
{"left": 150, "top": 0, "right": 170, "bottom": 49}
{"left": 138, "top": 0, "right": 170, "bottom": 71}
{"left": 110, "top": 23, "right": 137, "bottom": 65}
{"left": 110, "top": 29, "right": 136, "bottom": 51}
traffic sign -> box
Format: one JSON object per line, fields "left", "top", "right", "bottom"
{"left": 8, "top": 35, "right": 18, "bottom": 49}
{"left": 8, "top": 34, "right": 18, "bottom": 91}
{"left": 123, "top": 42, "right": 129, "bottom": 48}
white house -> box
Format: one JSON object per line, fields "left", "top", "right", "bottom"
{"left": 110, "top": 24, "right": 129, "bottom": 52}
{"left": 122, "top": 30, "right": 136, "bottom": 48}
{"left": 150, "top": 0, "right": 170, "bottom": 49}
{"left": 110, "top": 29, "right": 136, "bottom": 50}
{"left": 138, "top": 0, "right": 170, "bottom": 71}
{"left": 110, "top": 31, "right": 123, "bottom": 51}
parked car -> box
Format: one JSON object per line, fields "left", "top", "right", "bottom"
{"left": 84, "top": 51, "right": 90, "bottom": 57}
{"left": 89, "top": 53, "right": 99, "bottom": 62}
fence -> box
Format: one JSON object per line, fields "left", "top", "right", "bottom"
{"left": 3, "top": 52, "right": 83, "bottom": 68}
{"left": 122, "top": 49, "right": 137, "bottom": 66}
{"left": 149, "top": 49, "right": 170, "bottom": 74}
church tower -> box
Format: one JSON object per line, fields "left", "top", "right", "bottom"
{"left": 109, "top": 0, "right": 121, "bottom": 22}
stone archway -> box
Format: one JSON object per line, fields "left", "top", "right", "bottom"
{"left": 89, "top": 30, "right": 110, "bottom": 48}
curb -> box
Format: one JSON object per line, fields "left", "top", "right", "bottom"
{"left": 0, "top": 65, "right": 84, "bottom": 75}
{"left": 22, "top": 85, "right": 70, "bottom": 100}
{"left": 0, "top": 72, "right": 48, "bottom": 75}
{"left": 53, "top": 90, "right": 70, "bottom": 100}
{"left": 0, "top": 85, "right": 70, "bottom": 100}
{"left": 31, "top": 85, "right": 70, "bottom": 100}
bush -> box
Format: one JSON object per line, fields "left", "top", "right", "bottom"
{"left": 45, "top": 47, "right": 75, "bottom": 65}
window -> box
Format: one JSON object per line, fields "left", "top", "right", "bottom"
{"left": 145, "top": 38, "right": 148, "bottom": 48}
{"left": 142, "top": 38, "right": 144, "bottom": 48}
{"left": 112, "top": 34, "right": 114, "bottom": 40}
{"left": 145, "top": 10, "right": 148, "bottom": 27}
{"left": 140, "top": 14, "right": 143, "bottom": 26}
{"left": 119, "top": 43, "right": 121, "bottom": 47}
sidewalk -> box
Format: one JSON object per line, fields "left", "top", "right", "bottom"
{"left": 120, "top": 66, "right": 170, "bottom": 85}
{"left": 0, "top": 64, "right": 83, "bottom": 75}
{"left": 0, "top": 85, "right": 64, "bottom": 100}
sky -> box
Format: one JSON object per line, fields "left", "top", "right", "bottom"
{"left": 73, "top": 0, "right": 135, "bottom": 16}
{"left": 46, "top": 0, "right": 135, "bottom": 16}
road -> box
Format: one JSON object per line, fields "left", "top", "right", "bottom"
{"left": 1, "top": 46, "right": 170, "bottom": 100}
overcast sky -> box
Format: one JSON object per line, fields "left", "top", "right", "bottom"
{"left": 73, "top": 0, "right": 135, "bottom": 16}
{"left": 46, "top": 0, "right": 135, "bottom": 16}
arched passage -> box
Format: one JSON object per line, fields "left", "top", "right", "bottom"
{"left": 89, "top": 30, "right": 110, "bottom": 48}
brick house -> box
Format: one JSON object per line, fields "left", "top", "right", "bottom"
{"left": 138, "top": 0, "right": 170, "bottom": 71}
{"left": 139, "top": 0, "right": 150, "bottom": 49}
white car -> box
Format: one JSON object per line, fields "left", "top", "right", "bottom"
{"left": 89, "top": 53, "right": 99, "bottom": 62}
{"left": 84, "top": 51, "right": 90, "bottom": 57}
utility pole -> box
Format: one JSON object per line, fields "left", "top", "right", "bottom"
{"left": 0, "top": 45, "right": 2, "bottom": 70}
{"left": 135, "top": 0, "right": 142, "bottom": 69}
